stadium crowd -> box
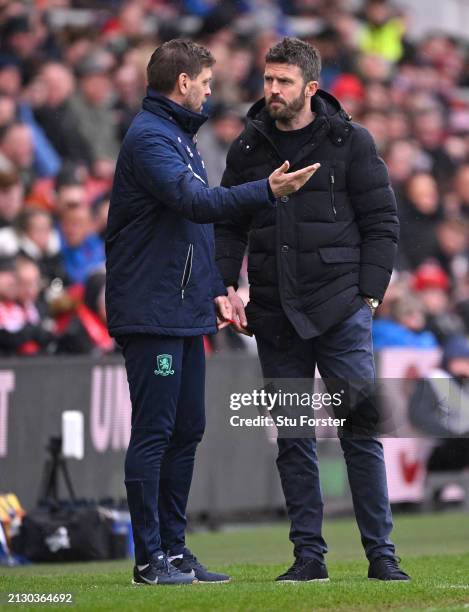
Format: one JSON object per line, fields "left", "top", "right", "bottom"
{"left": 1, "top": 0, "right": 469, "bottom": 357}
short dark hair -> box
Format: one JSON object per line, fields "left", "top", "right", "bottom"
{"left": 265, "top": 37, "right": 321, "bottom": 83}
{"left": 147, "top": 39, "right": 215, "bottom": 94}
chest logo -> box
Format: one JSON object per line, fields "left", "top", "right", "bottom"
{"left": 154, "top": 354, "right": 175, "bottom": 376}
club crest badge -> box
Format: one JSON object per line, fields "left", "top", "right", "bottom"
{"left": 154, "top": 354, "right": 175, "bottom": 376}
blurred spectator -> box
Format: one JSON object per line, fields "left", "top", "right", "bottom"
{"left": 55, "top": 175, "right": 88, "bottom": 218}
{"left": 384, "top": 139, "right": 428, "bottom": 199}
{"left": 54, "top": 271, "right": 114, "bottom": 355}
{"left": 0, "top": 122, "right": 35, "bottom": 189}
{"left": 16, "top": 256, "right": 46, "bottom": 319}
{"left": 0, "top": 166, "right": 23, "bottom": 228}
{"left": 409, "top": 335, "right": 469, "bottom": 472}
{"left": 372, "top": 294, "right": 439, "bottom": 349}
{"left": 198, "top": 104, "right": 244, "bottom": 186}
{"left": 113, "top": 63, "right": 145, "bottom": 140}
{"left": 0, "top": 207, "right": 64, "bottom": 283}
{"left": 69, "top": 51, "right": 119, "bottom": 178}
{"left": 358, "top": 0, "right": 406, "bottom": 63}
{"left": 398, "top": 172, "right": 443, "bottom": 269}
{"left": 0, "top": 256, "right": 53, "bottom": 356}
{"left": 413, "top": 107, "right": 455, "bottom": 188}
{"left": 412, "top": 262, "right": 466, "bottom": 343}
{"left": 434, "top": 218, "right": 469, "bottom": 281}
{"left": 330, "top": 73, "right": 364, "bottom": 118}
{"left": 33, "top": 62, "right": 93, "bottom": 166}
{"left": 0, "top": 54, "right": 61, "bottom": 178}
{"left": 58, "top": 206, "right": 105, "bottom": 285}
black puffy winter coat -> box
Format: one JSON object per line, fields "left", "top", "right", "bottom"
{"left": 215, "top": 90, "right": 399, "bottom": 339}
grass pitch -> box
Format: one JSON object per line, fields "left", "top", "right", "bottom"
{"left": 2, "top": 511, "right": 469, "bottom": 611}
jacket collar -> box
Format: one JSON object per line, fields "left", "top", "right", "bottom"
{"left": 142, "top": 88, "right": 208, "bottom": 136}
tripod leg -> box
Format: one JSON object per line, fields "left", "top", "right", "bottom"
{"left": 38, "top": 458, "right": 55, "bottom": 504}
{"left": 59, "top": 458, "right": 76, "bottom": 503}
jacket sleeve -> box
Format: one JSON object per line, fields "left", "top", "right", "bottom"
{"left": 132, "top": 132, "right": 272, "bottom": 224}
{"left": 347, "top": 125, "right": 399, "bottom": 301}
{"left": 214, "top": 144, "right": 255, "bottom": 290}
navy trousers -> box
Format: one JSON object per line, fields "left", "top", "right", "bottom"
{"left": 120, "top": 334, "right": 205, "bottom": 565}
{"left": 256, "top": 303, "right": 395, "bottom": 563}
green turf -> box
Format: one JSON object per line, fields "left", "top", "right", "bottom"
{"left": 2, "top": 512, "right": 469, "bottom": 611}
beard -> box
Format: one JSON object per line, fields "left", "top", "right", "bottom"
{"left": 266, "top": 89, "right": 306, "bottom": 123}
{"left": 183, "top": 88, "right": 204, "bottom": 114}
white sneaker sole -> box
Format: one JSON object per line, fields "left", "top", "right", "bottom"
{"left": 131, "top": 578, "right": 198, "bottom": 586}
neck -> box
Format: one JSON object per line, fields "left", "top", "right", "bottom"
{"left": 275, "top": 105, "right": 315, "bottom": 131}
{"left": 166, "top": 92, "right": 184, "bottom": 107}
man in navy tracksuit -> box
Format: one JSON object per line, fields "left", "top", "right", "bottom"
{"left": 105, "top": 39, "right": 318, "bottom": 586}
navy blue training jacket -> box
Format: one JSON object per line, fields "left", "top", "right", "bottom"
{"left": 105, "top": 89, "right": 272, "bottom": 337}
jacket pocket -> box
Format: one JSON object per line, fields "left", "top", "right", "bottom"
{"left": 318, "top": 246, "right": 360, "bottom": 264}
{"left": 180, "top": 243, "right": 194, "bottom": 299}
{"left": 329, "top": 166, "right": 336, "bottom": 219}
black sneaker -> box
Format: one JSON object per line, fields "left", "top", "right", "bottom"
{"left": 171, "top": 548, "right": 230, "bottom": 583}
{"left": 132, "top": 553, "right": 198, "bottom": 585}
{"left": 368, "top": 556, "right": 411, "bottom": 581}
{"left": 276, "top": 558, "right": 329, "bottom": 582}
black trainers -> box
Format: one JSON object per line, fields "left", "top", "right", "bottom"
{"left": 170, "top": 548, "right": 230, "bottom": 583}
{"left": 132, "top": 553, "right": 198, "bottom": 585}
{"left": 368, "top": 556, "right": 411, "bottom": 581}
{"left": 276, "top": 558, "right": 329, "bottom": 582}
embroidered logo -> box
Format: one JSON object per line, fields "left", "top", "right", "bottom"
{"left": 154, "top": 354, "right": 175, "bottom": 376}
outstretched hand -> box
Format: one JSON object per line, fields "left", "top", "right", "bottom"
{"left": 269, "top": 160, "right": 320, "bottom": 198}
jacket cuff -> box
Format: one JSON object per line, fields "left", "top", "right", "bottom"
{"left": 266, "top": 179, "right": 276, "bottom": 203}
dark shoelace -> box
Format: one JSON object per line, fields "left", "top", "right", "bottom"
{"left": 184, "top": 551, "right": 206, "bottom": 572}
{"left": 377, "top": 556, "right": 404, "bottom": 573}
{"left": 150, "top": 556, "right": 179, "bottom": 575}
{"left": 282, "top": 558, "right": 306, "bottom": 576}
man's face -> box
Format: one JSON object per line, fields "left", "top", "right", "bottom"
{"left": 264, "top": 63, "right": 309, "bottom": 122}
{"left": 60, "top": 207, "right": 92, "bottom": 247}
{"left": 184, "top": 66, "right": 212, "bottom": 113}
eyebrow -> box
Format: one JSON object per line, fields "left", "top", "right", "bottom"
{"left": 264, "top": 75, "right": 295, "bottom": 83}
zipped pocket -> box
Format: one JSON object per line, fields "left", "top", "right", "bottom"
{"left": 180, "top": 243, "right": 194, "bottom": 300}
{"left": 329, "top": 166, "right": 336, "bottom": 219}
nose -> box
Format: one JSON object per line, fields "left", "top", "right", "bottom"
{"left": 271, "top": 79, "right": 280, "bottom": 94}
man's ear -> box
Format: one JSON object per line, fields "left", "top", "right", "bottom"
{"left": 305, "top": 80, "right": 319, "bottom": 98}
{"left": 177, "top": 72, "right": 190, "bottom": 95}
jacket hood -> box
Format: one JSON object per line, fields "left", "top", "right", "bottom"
{"left": 247, "top": 88, "right": 349, "bottom": 123}
{"left": 142, "top": 88, "right": 208, "bottom": 136}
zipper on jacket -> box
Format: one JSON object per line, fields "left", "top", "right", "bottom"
{"left": 180, "top": 243, "right": 194, "bottom": 300}
{"left": 329, "top": 166, "right": 337, "bottom": 218}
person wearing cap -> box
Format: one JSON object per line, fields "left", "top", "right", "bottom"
{"left": 215, "top": 37, "right": 408, "bottom": 582}
{"left": 105, "top": 39, "right": 318, "bottom": 587}
{"left": 412, "top": 262, "right": 466, "bottom": 344}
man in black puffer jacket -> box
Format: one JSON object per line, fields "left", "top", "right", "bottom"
{"left": 215, "top": 38, "right": 409, "bottom": 582}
